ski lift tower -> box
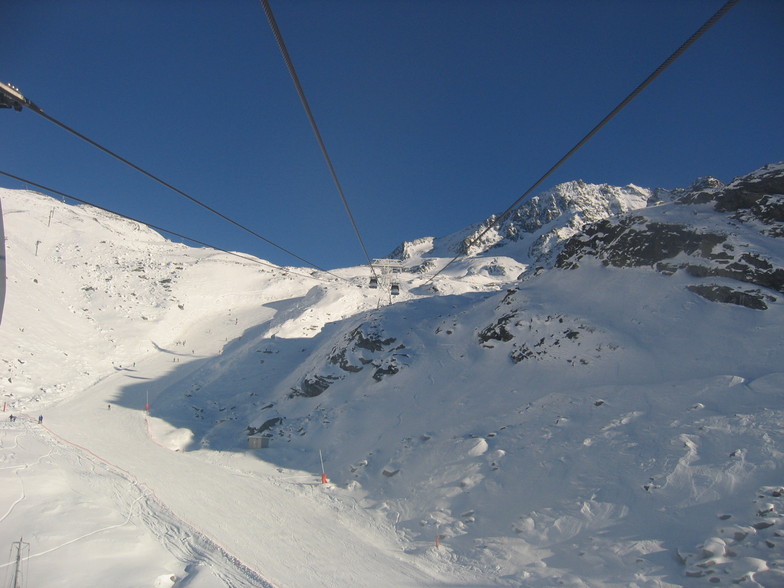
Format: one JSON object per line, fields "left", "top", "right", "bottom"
{"left": 8, "top": 537, "right": 30, "bottom": 588}
{"left": 370, "top": 258, "right": 403, "bottom": 296}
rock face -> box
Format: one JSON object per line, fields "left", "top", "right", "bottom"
{"left": 289, "top": 322, "right": 407, "bottom": 398}
{"left": 683, "top": 164, "right": 784, "bottom": 236}
{"left": 556, "top": 163, "right": 784, "bottom": 309}
{"left": 391, "top": 180, "right": 657, "bottom": 265}
{"left": 481, "top": 181, "right": 655, "bottom": 260}
{"left": 478, "top": 305, "right": 612, "bottom": 366}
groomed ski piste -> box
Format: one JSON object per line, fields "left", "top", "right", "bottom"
{"left": 2, "top": 164, "right": 784, "bottom": 587}
{"left": 2, "top": 402, "right": 472, "bottom": 587}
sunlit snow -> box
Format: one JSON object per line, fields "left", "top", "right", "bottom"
{"left": 1, "top": 166, "right": 783, "bottom": 587}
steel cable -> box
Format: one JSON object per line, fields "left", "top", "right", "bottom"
{"left": 0, "top": 170, "right": 340, "bottom": 284}
{"left": 260, "top": 0, "right": 378, "bottom": 276}
{"left": 426, "top": 0, "right": 740, "bottom": 284}
{"left": 14, "top": 100, "right": 333, "bottom": 274}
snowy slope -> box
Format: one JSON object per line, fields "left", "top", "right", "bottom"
{"left": 1, "top": 163, "right": 783, "bottom": 587}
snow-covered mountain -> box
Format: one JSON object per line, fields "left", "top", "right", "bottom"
{"left": 1, "top": 163, "right": 783, "bottom": 587}
{"left": 557, "top": 164, "right": 784, "bottom": 309}
{"left": 392, "top": 179, "right": 666, "bottom": 268}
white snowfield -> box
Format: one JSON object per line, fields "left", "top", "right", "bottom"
{"left": 2, "top": 170, "right": 784, "bottom": 588}
{"left": 1, "top": 189, "right": 479, "bottom": 587}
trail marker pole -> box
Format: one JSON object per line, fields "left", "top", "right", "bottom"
{"left": 319, "top": 449, "right": 328, "bottom": 484}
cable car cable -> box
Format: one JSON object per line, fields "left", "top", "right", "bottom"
{"left": 426, "top": 0, "right": 740, "bottom": 284}
{"left": 0, "top": 169, "right": 339, "bottom": 284}
{"left": 2, "top": 87, "right": 334, "bottom": 275}
{"left": 260, "top": 0, "right": 378, "bottom": 278}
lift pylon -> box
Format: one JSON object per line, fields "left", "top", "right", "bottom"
{"left": 8, "top": 537, "right": 30, "bottom": 588}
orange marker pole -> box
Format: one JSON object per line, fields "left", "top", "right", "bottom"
{"left": 319, "top": 450, "right": 328, "bottom": 484}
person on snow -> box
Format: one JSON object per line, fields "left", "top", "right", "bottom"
{"left": 38, "top": 415, "right": 43, "bottom": 424}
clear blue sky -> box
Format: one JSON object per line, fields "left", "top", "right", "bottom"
{"left": 1, "top": 1, "right": 782, "bottom": 269}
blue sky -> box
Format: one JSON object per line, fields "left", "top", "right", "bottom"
{"left": 1, "top": 1, "right": 782, "bottom": 270}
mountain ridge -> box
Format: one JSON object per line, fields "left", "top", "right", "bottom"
{"left": 1, "top": 162, "right": 783, "bottom": 586}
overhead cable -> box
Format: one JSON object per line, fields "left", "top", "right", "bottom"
{"left": 260, "top": 0, "right": 377, "bottom": 275}
{"left": 0, "top": 170, "right": 337, "bottom": 284}
{"left": 0, "top": 84, "right": 334, "bottom": 274}
{"left": 426, "top": 0, "right": 740, "bottom": 283}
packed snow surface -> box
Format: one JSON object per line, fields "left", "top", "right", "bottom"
{"left": 1, "top": 166, "right": 783, "bottom": 587}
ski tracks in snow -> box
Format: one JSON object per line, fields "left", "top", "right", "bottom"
{"left": 132, "top": 494, "right": 272, "bottom": 588}
{"left": 3, "top": 418, "right": 273, "bottom": 587}
{"left": 0, "top": 424, "right": 55, "bottom": 531}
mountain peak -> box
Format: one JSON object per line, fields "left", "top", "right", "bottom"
{"left": 392, "top": 179, "right": 656, "bottom": 267}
